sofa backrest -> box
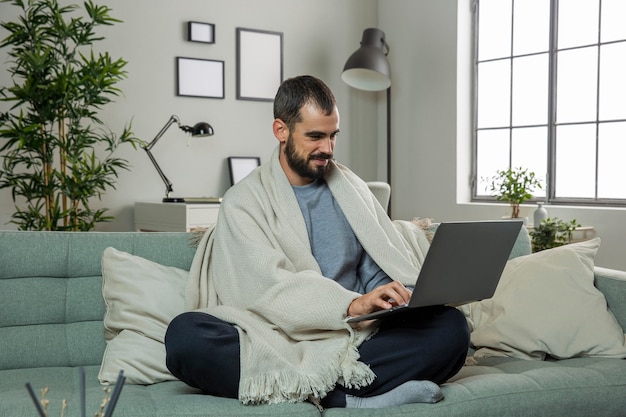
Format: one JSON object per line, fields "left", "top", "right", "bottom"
{"left": 0, "top": 231, "right": 196, "bottom": 371}
{"left": 594, "top": 267, "right": 626, "bottom": 332}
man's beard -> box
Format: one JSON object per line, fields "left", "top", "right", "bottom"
{"left": 284, "top": 135, "right": 332, "bottom": 180}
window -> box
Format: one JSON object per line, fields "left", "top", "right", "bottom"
{"left": 473, "top": 0, "right": 626, "bottom": 205}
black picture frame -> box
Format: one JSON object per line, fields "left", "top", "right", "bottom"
{"left": 228, "top": 156, "right": 261, "bottom": 185}
{"left": 176, "top": 57, "right": 225, "bottom": 99}
{"left": 188, "top": 21, "right": 215, "bottom": 43}
{"left": 236, "top": 28, "right": 283, "bottom": 101}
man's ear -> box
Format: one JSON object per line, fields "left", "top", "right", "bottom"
{"left": 273, "top": 118, "right": 288, "bottom": 143}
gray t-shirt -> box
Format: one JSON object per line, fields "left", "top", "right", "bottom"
{"left": 292, "top": 179, "right": 391, "bottom": 294}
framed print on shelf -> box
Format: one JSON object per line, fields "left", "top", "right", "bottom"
{"left": 176, "top": 57, "right": 224, "bottom": 99}
{"left": 236, "top": 28, "right": 283, "bottom": 101}
{"left": 188, "top": 21, "right": 215, "bottom": 43}
{"left": 228, "top": 156, "right": 261, "bottom": 185}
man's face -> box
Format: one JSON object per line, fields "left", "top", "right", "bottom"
{"left": 280, "top": 102, "right": 340, "bottom": 185}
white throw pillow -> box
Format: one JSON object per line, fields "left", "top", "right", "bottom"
{"left": 461, "top": 238, "right": 626, "bottom": 360}
{"left": 99, "top": 247, "right": 189, "bottom": 384}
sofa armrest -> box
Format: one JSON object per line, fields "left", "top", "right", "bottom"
{"left": 594, "top": 266, "right": 626, "bottom": 332}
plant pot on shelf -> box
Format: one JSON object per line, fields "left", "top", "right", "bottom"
{"left": 486, "top": 167, "right": 543, "bottom": 226}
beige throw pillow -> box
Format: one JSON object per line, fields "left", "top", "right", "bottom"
{"left": 99, "top": 247, "right": 188, "bottom": 384}
{"left": 461, "top": 238, "right": 626, "bottom": 360}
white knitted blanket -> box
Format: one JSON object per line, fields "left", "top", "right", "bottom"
{"left": 185, "top": 146, "right": 430, "bottom": 404}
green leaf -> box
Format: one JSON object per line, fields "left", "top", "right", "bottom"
{"left": 0, "top": 0, "right": 134, "bottom": 231}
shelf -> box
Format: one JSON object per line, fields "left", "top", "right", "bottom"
{"left": 134, "top": 201, "right": 220, "bottom": 232}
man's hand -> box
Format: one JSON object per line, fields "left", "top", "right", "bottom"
{"left": 347, "top": 281, "right": 412, "bottom": 318}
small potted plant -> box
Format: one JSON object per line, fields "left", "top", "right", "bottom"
{"left": 487, "top": 167, "right": 542, "bottom": 219}
{"left": 530, "top": 217, "right": 581, "bottom": 252}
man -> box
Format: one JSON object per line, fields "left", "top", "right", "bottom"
{"left": 165, "top": 75, "right": 469, "bottom": 409}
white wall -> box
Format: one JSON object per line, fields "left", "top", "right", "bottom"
{"left": 381, "top": 0, "right": 626, "bottom": 270}
{"left": 2, "top": 0, "right": 625, "bottom": 270}
{"left": 0, "top": 0, "right": 381, "bottom": 230}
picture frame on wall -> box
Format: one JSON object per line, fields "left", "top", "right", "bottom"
{"left": 188, "top": 21, "right": 215, "bottom": 43}
{"left": 228, "top": 156, "right": 261, "bottom": 185}
{"left": 236, "top": 28, "right": 283, "bottom": 101}
{"left": 176, "top": 57, "right": 225, "bottom": 99}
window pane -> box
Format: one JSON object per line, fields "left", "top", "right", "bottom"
{"left": 601, "top": 0, "right": 626, "bottom": 42}
{"left": 512, "top": 54, "right": 549, "bottom": 126}
{"left": 556, "top": 47, "right": 598, "bottom": 123}
{"left": 477, "top": 60, "right": 511, "bottom": 128}
{"left": 478, "top": 0, "right": 512, "bottom": 60}
{"left": 599, "top": 42, "right": 626, "bottom": 121}
{"left": 476, "top": 129, "right": 510, "bottom": 196}
{"left": 511, "top": 126, "right": 548, "bottom": 198}
{"left": 555, "top": 124, "right": 596, "bottom": 198}
{"left": 558, "top": 0, "right": 599, "bottom": 49}
{"left": 513, "top": 0, "right": 550, "bottom": 55}
{"left": 598, "top": 122, "right": 626, "bottom": 199}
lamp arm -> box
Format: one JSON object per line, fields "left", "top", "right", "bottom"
{"left": 142, "top": 115, "right": 181, "bottom": 198}
{"left": 143, "top": 147, "right": 174, "bottom": 198}
{"left": 145, "top": 115, "right": 180, "bottom": 151}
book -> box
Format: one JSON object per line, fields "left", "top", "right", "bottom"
{"left": 180, "top": 197, "right": 222, "bottom": 204}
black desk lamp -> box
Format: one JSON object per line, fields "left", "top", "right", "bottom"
{"left": 142, "top": 115, "right": 214, "bottom": 202}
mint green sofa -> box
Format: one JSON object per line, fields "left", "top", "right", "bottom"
{"left": 1, "top": 230, "right": 625, "bottom": 417}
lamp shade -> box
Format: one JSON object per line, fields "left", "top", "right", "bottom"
{"left": 190, "top": 122, "right": 214, "bottom": 137}
{"left": 342, "top": 28, "right": 391, "bottom": 91}
{"left": 178, "top": 120, "right": 215, "bottom": 137}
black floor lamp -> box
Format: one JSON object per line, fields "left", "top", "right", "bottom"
{"left": 341, "top": 28, "right": 392, "bottom": 192}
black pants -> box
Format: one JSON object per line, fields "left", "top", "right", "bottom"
{"left": 165, "top": 306, "right": 470, "bottom": 407}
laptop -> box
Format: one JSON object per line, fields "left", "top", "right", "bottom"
{"left": 347, "top": 220, "right": 522, "bottom": 323}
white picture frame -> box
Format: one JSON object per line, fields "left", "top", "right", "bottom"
{"left": 236, "top": 28, "right": 283, "bottom": 101}
{"left": 228, "top": 157, "right": 261, "bottom": 185}
{"left": 188, "top": 21, "right": 215, "bottom": 43}
{"left": 176, "top": 57, "right": 224, "bottom": 99}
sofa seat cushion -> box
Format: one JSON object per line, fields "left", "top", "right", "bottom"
{"left": 439, "top": 356, "right": 626, "bottom": 417}
{"left": 322, "top": 357, "right": 626, "bottom": 417}
{"left": 0, "top": 366, "right": 321, "bottom": 417}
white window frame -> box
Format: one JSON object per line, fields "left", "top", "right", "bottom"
{"left": 473, "top": 0, "right": 626, "bottom": 207}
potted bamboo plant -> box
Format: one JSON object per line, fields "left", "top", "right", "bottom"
{"left": 487, "top": 167, "right": 542, "bottom": 219}
{"left": 0, "top": 0, "right": 140, "bottom": 231}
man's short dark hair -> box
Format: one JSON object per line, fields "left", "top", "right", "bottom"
{"left": 273, "top": 75, "right": 336, "bottom": 130}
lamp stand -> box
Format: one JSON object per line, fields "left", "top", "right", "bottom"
{"left": 386, "top": 86, "right": 392, "bottom": 215}
{"left": 142, "top": 115, "right": 179, "bottom": 201}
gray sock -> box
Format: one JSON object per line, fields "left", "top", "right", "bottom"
{"left": 345, "top": 380, "right": 443, "bottom": 408}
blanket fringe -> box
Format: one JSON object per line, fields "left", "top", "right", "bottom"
{"left": 411, "top": 217, "right": 435, "bottom": 242}
{"left": 336, "top": 340, "right": 376, "bottom": 389}
{"left": 238, "top": 342, "right": 375, "bottom": 405}
{"left": 189, "top": 228, "right": 209, "bottom": 247}
{"left": 464, "top": 355, "right": 478, "bottom": 366}
{"left": 238, "top": 369, "right": 336, "bottom": 405}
